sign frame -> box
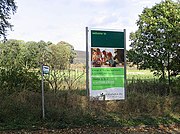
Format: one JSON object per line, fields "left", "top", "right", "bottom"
{"left": 86, "top": 27, "right": 126, "bottom": 101}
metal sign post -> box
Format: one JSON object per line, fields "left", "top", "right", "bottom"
{"left": 41, "top": 64, "right": 45, "bottom": 119}
{"left": 41, "top": 65, "right": 49, "bottom": 119}
{"left": 86, "top": 27, "right": 89, "bottom": 97}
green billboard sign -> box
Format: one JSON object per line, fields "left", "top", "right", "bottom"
{"left": 88, "top": 28, "right": 126, "bottom": 101}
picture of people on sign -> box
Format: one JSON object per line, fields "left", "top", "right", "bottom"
{"left": 91, "top": 48, "right": 124, "bottom": 67}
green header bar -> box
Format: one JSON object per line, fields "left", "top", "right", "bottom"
{"left": 91, "top": 30, "right": 124, "bottom": 48}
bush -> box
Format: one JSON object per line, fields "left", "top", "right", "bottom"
{"left": 127, "top": 79, "right": 169, "bottom": 95}
{"left": 0, "top": 68, "right": 41, "bottom": 93}
{"left": 171, "top": 76, "right": 180, "bottom": 95}
{"left": 0, "top": 90, "right": 42, "bottom": 129}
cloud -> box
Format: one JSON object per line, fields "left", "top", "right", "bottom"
{"left": 8, "top": 0, "right": 163, "bottom": 51}
{"left": 88, "top": 12, "right": 119, "bottom": 27}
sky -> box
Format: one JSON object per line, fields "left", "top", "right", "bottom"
{"left": 8, "top": 0, "right": 163, "bottom": 51}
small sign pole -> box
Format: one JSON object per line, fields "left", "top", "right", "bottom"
{"left": 41, "top": 64, "right": 45, "bottom": 119}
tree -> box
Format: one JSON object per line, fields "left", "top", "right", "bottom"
{"left": 0, "top": 40, "right": 40, "bottom": 92}
{"left": 128, "top": 0, "right": 180, "bottom": 87}
{"left": 48, "top": 41, "right": 76, "bottom": 69}
{"left": 0, "top": 0, "right": 17, "bottom": 39}
{"left": 0, "top": 39, "right": 25, "bottom": 68}
{"left": 45, "top": 41, "right": 77, "bottom": 92}
{"left": 127, "top": 32, "right": 143, "bottom": 68}
{"left": 56, "top": 41, "right": 76, "bottom": 64}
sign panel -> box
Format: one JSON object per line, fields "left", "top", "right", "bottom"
{"left": 88, "top": 28, "right": 126, "bottom": 100}
{"left": 91, "top": 30, "right": 124, "bottom": 48}
{"left": 42, "top": 65, "right": 50, "bottom": 74}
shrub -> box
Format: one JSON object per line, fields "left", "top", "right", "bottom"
{"left": 0, "top": 68, "right": 41, "bottom": 93}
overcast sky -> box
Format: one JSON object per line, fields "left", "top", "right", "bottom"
{"left": 8, "top": 0, "right": 163, "bottom": 50}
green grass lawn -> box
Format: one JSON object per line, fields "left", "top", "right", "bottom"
{"left": 127, "top": 68, "right": 158, "bottom": 80}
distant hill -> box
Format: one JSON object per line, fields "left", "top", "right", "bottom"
{"left": 74, "top": 50, "right": 86, "bottom": 64}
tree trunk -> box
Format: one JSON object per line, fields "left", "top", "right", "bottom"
{"left": 167, "top": 52, "right": 171, "bottom": 95}
{"left": 161, "top": 60, "right": 165, "bottom": 79}
{"left": 162, "top": 68, "right": 165, "bottom": 79}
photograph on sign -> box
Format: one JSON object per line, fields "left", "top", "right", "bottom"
{"left": 91, "top": 48, "right": 124, "bottom": 67}
{"left": 88, "top": 28, "right": 126, "bottom": 101}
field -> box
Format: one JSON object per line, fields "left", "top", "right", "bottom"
{"left": 0, "top": 64, "right": 179, "bottom": 133}
{"left": 127, "top": 68, "right": 156, "bottom": 80}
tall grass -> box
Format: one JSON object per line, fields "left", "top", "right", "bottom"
{"left": 0, "top": 86, "right": 179, "bottom": 130}
{"left": 0, "top": 66, "right": 179, "bottom": 130}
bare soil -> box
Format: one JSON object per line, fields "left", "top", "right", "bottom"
{"left": 1, "top": 124, "right": 179, "bottom": 134}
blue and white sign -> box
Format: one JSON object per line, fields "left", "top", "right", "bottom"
{"left": 43, "top": 65, "right": 50, "bottom": 74}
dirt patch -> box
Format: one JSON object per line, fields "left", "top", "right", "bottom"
{"left": 1, "top": 124, "right": 179, "bottom": 134}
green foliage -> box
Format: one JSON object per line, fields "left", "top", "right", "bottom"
{"left": 57, "top": 41, "right": 76, "bottom": 64}
{"left": 171, "top": 76, "right": 180, "bottom": 95}
{"left": 0, "top": 39, "right": 82, "bottom": 93}
{"left": 0, "top": 0, "right": 17, "bottom": 39}
{"left": 44, "top": 41, "right": 82, "bottom": 93}
{"left": 0, "top": 67, "right": 40, "bottom": 93}
{"left": 0, "top": 40, "right": 40, "bottom": 93}
{"left": 0, "top": 40, "right": 25, "bottom": 68}
{"left": 23, "top": 41, "right": 47, "bottom": 69}
{"left": 48, "top": 41, "right": 76, "bottom": 69}
{"left": 0, "top": 39, "right": 51, "bottom": 93}
{"left": 128, "top": 0, "right": 180, "bottom": 81}
{"left": 127, "top": 79, "right": 169, "bottom": 95}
